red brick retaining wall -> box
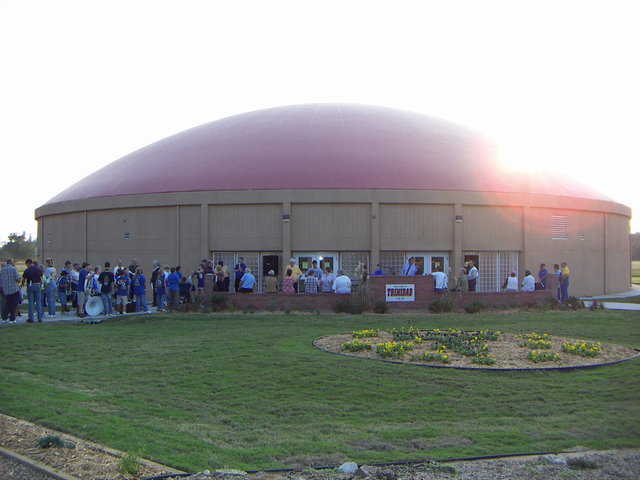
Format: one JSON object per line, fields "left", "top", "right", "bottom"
{"left": 200, "top": 274, "right": 557, "bottom": 312}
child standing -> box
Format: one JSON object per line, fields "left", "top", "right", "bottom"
{"left": 115, "top": 270, "right": 130, "bottom": 314}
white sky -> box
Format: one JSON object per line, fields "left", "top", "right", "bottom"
{"left": 1, "top": 0, "right": 638, "bottom": 243}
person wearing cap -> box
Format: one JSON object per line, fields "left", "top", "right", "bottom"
{"left": 522, "top": 270, "right": 536, "bottom": 292}
{"left": 264, "top": 270, "right": 278, "bottom": 293}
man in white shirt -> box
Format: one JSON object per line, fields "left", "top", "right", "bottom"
{"left": 332, "top": 270, "right": 352, "bottom": 294}
{"left": 504, "top": 272, "right": 518, "bottom": 292}
{"left": 522, "top": 270, "right": 536, "bottom": 292}
{"left": 432, "top": 268, "right": 448, "bottom": 292}
{"left": 467, "top": 262, "right": 479, "bottom": 291}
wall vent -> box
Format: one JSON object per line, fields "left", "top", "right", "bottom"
{"left": 551, "top": 215, "right": 569, "bottom": 240}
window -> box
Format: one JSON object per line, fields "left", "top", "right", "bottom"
{"left": 464, "top": 251, "right": 519, "bottom": 292}
{"left": 552, "top": 215, "right": 569, "bottom": 240}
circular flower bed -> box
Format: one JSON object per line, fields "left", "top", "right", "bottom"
{"left": 314, "top": 328, "right": 639, "bottom": 369}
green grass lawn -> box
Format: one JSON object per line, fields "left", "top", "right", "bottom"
{"left": 1, "top": 311, "right": 639, "bottom": 471}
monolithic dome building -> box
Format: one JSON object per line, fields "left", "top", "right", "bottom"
{"left": 36, "top": 104, "right": 631, "bottom": 297}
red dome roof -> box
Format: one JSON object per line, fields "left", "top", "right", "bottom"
{"left": 45, "top": 103, "right": 609, "bottom": 205}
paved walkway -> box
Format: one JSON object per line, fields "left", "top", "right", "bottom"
{"left": 584, "top": 284, "right": 640, "bottom": 300}
{"left": 1, "top": 307, "right": 160, "bottom": 326}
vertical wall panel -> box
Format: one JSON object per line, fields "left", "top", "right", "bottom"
{"left": 209, "top": 204, "right": 281, "bottom": 251}
{"left": 179, "top": 205, "right": 202, "bottom": 272}
{"left": 291, "top": 204, "right": 370, "bottom": 250}
{"left": 380, "top": 204, "right": 453, "bottom": 251}
{"left": 462, "top": 206, "right": 523, "bottom": 251}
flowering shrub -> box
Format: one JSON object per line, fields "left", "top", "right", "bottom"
{"left": 341, "top": 340, "right": 372, "bottom": 352}
{"left": 415, "top": 351, "right": 450, "bottom": 363}
{"left": 472, "top": 353, "right": 496, "bottom": 365}
{"left": 375, "top": 341, "right": 415, "bottom": 358}
{"left": 528, "top": 351, "right": 561, "bottom": 363}
{"left": 518, "top": 332, "right": 552, "bottom": 349}
{"left": 562, "top": 341, "right": 602, "bottom": 357}
{"left": 352, "top": 329, "right": 380, "bottom": 338}
{"left": 390, "top": 326, "right": 421, "bottom": 341}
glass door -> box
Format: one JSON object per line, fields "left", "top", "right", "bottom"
{"left": 406, "top": 253, "right": 449, "bottom": 275}
{"left": 294, "top": 252, "right": 339, "bottom": 274}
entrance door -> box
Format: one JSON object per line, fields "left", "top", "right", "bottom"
{"left": 294, "top": 253, "right": 339, "bottom": 274}
{"left": 406, "top": 253, "right": 449, "bottom": 275}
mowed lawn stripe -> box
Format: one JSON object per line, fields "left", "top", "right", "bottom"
{"left": 0, "top": 311, "right": 639, "bottom": 471}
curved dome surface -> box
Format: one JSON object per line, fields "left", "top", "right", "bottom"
{"left": 45, "top": 103, "right": 610, "bottom": 205}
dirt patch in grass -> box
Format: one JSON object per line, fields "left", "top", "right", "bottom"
{"left": 0, "top": 413, "right": 181, "bottom": 480}
{"left": 315, "top": 331, "right": 639, "bottom": 369}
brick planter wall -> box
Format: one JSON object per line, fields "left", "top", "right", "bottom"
{"left": 196, "top": 274, "right": 558, "bottom": 312}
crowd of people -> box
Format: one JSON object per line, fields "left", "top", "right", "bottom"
{"left": 372, "top": 257, "right": 572, "bottom": 301}
{"left": 0, "top": 254, "right": 574, "bottom": 323}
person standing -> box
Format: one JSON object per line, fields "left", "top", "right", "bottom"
{"left": 76, "top": 262, "right": 90, "bottom": 317}
{"left": 401, "top": 257, "right": 418, "bottom": 276}
{"left": 431, "top": 267, "right": 448, "bottom": 293}
{"left": 43, "top": 259, "right": 58, "bottom": 317}
{"left": 503, "top": 272, "right": 518, "bottom": 292}
{"left": 234, "top": 257, "right": 247, "bottom": 292}
{"left": 98, "top": 262, "right": 115, "bottom": 315}
{"left": 133, "top": 268, "right": 149, "bottom": 312}
{"left": 114, "top": 269, "right": 130, "bottom": 314}
{"left": 57, "top": 270, "right": 70, "bottom": 313}
{"left": 308, "top": 260, "right": 323, "bottom": 279}
{"left": 69, "top": 263, "right": 80, "bottom": 309}
{"left": 286, "top": 258, "right": 303, "bottom": 292}
{"left": 264, "top": 270, "right": 278, "bottom": 293}
{"left": 522, "top": 270, "right": 536, "bottom": 292}
{"left": 1, "top": 259, "right": 21, "bottom": 323}
{"left": 467, "top": 262, "right": 479, "bottom": 292}
{"left": 371, "top": 264, "right": 384, "bottom": 276}
{"left": 23, "top": 259, "right": 44, "bottom": 322}
{"left": 151, "top": 260, "right": 161, "bottom": 306}
{"left": 304, "top": 270, "right": 319, "bottom": 295}
{"left": 238, "top": 268, "right": 256, "bottom": 293}
{"left": 282, "top": 268, "right": 296, "bottom": 294}
{"left": 321, "top": 267, "right": 336, "bottom": 293}
{"left": 538, "top": 263, "right": 549, "bottom": 290}
{"left": 332, "top": 270, "right": 352, "bottom": 294}
{"left": 560, "top": 262, "right": 571, "bottom": 302}
{"left": 455, "top": 268, "right": 469, "bottom": 292}
{"left": 166, "top": 267, "right": 181, "bottom": 309}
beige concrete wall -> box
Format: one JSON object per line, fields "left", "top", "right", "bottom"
{"left": 380, "top": 204, "right": 453, "bottom": 251}
{"left": 462, "top": 206, "right": 523, "bottom": 251}
{"left": 179, "top": 205, "right": 202, "bottom": 272}
{"left": 42, "top": 212, "right": 84, "bottom": 265}
{"left": 291, "top": 204, "right": 371, "bottom": 250}
{"left": 606, "top": 213, "right": 631, "bottom": 294}
{"left": 86, "top": 206, "right": 177, "bottom": 271}
{"left": 525, "top": 208, "right": 606, "bottom": 296}
{"left": 209, "top": 204, "right": 281, "bottom": 251}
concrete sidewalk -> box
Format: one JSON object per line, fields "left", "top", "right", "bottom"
{"left": 584, "top": 284, "right": 640, "bottom": 300}
{"left": 0, "top": 307, "right": 160, "bottom": 326}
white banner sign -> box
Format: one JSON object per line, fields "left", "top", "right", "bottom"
{"left": 385, "top": 284, "right": 415, "bottom": 302}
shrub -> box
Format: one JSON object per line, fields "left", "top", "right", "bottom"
{"left": 562, "top": 341, "right": 602, "bottom": 357}
{"left": 472, "top": 353, "right": 496, "bottom": 365}
{"left": 204, "top": 293, "right": 228, "bottom": 312}
{"left": 341, "top": 340, "right": 372, "bottom": 352}
{"left": 565, "top": 296, "right": 584, "bottom": 310}
{"left": 37, "top": 435, "right": 65, "bottom": 449}
{"left": 352, "top": 329, "right": 379, "bottom": 338}
{"left": 119, "top": 452, "right": 141, "bottom": 475}
{"left": 373, "top": 300, "right": 389, "bottom": 314}
{"left": 517, "top": 332, "right": 552, "bottom": 349}
{"left": 567, "top": 457, "right": 599, "bottom": 470}
{"left": 528, "top": 351, "right": 561, "bottom": 363}
{"left": 375, "top": 341, "right": 415, "bottom": 358}
{"left": 265, "top": 301, "right": 278, "bottom": 312}
{"left": 416, "top": 351, "right": 450, "bottom": 363}
{"left": 464, "top": 301, "right": 486, "bottom": 314}
{"left": 333, "top": 297, "right": 365, "bottom": 314}
{"left": 429, "top": 297, "right": 454, "bottom": 313}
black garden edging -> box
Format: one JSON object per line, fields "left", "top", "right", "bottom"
{"left": 141, "top": 450, "right": 572, "bottom": 479}
{"left": 313, "top": 337, "right": 640, "bottom": 372}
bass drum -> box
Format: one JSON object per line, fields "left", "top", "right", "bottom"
{"left": 85, "top": 296, "right": 104, "bottom": 316}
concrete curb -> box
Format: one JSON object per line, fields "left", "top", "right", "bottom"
{"left": 0, "top": 445, "right": 80, "bottom": 480}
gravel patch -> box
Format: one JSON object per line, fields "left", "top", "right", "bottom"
{"left": 0, "top": 454, "right": 56, "bottom": 480}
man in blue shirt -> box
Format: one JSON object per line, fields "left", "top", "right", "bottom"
{"left": 538, "top": 263, "right": 549, "bottom": 290}
{"left": 401, "top": 257, "right": 418, "bottom": 276}
{"left": 234, "top": 257, "right": 247, "bottom": 292}
{"left": 114, "top": 269, "right": 130, "bottom": 315}
{"left": 22, "top": 259, "right": 44, "bottom": 323}
{"left": 372, "top": 264, "right": 384, "bottom": 276}
{"left": 77, "top": 262, "right": 90, "bottom": 317}
{"left": 166, "top": 267, "right": 181, "bottom": 309}
{"left": 238, "top": 268, "right": 256, "bottom": 293}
